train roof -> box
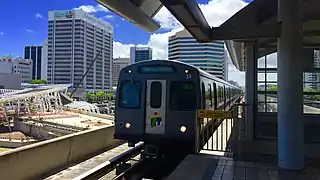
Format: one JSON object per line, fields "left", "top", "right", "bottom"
{"left": 125, "top": 60, "right": 241, "bottom": 89}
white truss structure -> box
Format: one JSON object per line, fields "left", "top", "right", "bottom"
{"left": 65, "top": 101, "right": 100, "bottom": 113}
{"left": 0, "top": 84, "right": 72, "bottom": 123}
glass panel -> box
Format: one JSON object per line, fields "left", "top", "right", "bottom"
{"left": 257, "top": 103, "right": 266, "bottom": 112}
{"left": 266, "top": 82, "right": 277, "bottom": 91}
{"left": 119, "top": 81, "right": 141, "bottom": 108}
{"left": 258, "top": 73, "right": 265, "bottom": 82}
{"left": 304, "top": 82, "right": 320, "bottom": 92}
{"left": 257, "top": 93, "right": 266, "bottom": 103}
{"left": 267, "top": 72, "right": 277, "bottom": 82}
{"left": 304, "top": 94, "right": 320, "bottom": 101}
{"left": 266, "top": 53, "right": 277, "bottom": 68}
{"left": 258, "top": 56, "right": 265, "bottom": 68}
{"left": 266, "top": 103, "right": 278, "bottom": 112}
{"left": 170, "top": 81, "right": 197, "bottom": 111}
{"left": 208, "top": 84, "right": 213, "bottom": 107}
{"left": 266, "top": 94, "right": 277, "bottom": 102}
{"left": 303, "top": 95, "right": 320, "bottom": 114}
{"left": 303, "top": 72, "right": 320, "bottom": 83}
{"left": 257, "top": 83, "right": 266, "bottom": 91}
{"left": 150, "top": 82, "right": 162, "bottom": 108}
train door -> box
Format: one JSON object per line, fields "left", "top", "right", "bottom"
{"left": 145, "top": 80, "right": 166, "bottom": 134}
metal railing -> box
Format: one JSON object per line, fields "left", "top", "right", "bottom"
{"left": 198, "top": 97, "right": 247, "bottom": 159}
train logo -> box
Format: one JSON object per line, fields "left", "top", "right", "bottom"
{"left": 150, "top": 115, "right": 162, "bottom": 127}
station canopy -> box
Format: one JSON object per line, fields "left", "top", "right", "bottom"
{"left": 96, "top": 0, "right": 320, "bottom": 71}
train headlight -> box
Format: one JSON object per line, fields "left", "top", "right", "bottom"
{"left": 125, "top": 122, "right": 131, "bottom": 128}
{"left": 185, "top": 69, "right": 189, "bottom": 73}
{"left": 128, "top": 70, "right": 132, "bottom": 73}
{"left": 180, "top": 126, "right": 187, "bottom": 132}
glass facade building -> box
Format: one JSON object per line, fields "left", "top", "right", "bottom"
{"left": 168, "top": 29, "right": 227, "bottom": 80}
{"left": 130, "top": 47, "right": 152, "bottom": 64}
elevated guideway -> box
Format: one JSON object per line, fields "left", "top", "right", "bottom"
{"left": 0, "top": 124, "right": 121, "bottom": 180}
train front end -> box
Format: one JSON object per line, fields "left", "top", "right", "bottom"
{"left": 115, "top": 60, "right": 200, "bottom": 158}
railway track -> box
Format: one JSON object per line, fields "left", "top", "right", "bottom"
{"left": 112, "top": 154, "right": 188, "bottom": 180}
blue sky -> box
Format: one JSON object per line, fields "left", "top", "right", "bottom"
{"left": 0, "top": 0, "right": 252, "bottom": 57}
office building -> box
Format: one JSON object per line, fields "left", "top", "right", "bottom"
{"left": 0, "top": 56, "right": 32, "bottom": 83}
{"left": 24, "top": 43, "right": 48, "bottom": 80}
{"left": 130, "top": 46, "right": 152, "bottom": 64}
{"left": 47, "top": 9, "right": 113, "bottom": 90}
{"left": 112, "top": 58, "right": 130, "bottom": 87}
{"left": 304, "top": 50, "right": 320, "bottom": 90}
{"left": 168, "top": 29, "right": 227, "bottom": 80}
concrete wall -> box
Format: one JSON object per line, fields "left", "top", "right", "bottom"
{"left": 14, "top": 120, "right": 53, "bottom": 140}
{"left": 0, "top": 139, "right": 36, "bottom": 148}
{"left": 0, "top": 73, "right": 22, "bottom": 89}
{"left": 0, "top": 125, "right": 122, "bottom": 180}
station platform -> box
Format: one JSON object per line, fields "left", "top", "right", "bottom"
{"left": 167, "top": 153, "right": 320, "bottom": 180}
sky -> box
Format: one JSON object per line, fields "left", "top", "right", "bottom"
{"left": 0, "top": 0, "right": 261, "bottom": 86}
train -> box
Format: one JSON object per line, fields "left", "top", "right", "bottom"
{"left": 114, "top": 60, "right": 242, "bottom": 159}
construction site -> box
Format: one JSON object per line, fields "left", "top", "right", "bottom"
{"left": 0, "top": 84, "right": 114, "bottom": 152}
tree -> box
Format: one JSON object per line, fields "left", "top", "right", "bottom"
{"left": 96, "top": 91, "right": 105, "bottom": 103}
{"left": 30, "top": 79, "right": 47, "bottom": 84}
{"left": 86, "top": 92, "right": 95, "bottom": 103}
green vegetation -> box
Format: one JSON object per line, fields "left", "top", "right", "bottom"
{"left": 258, "top": 84, "right": 320, "bottom": 101}
{"left": 29, "top": 79, "right": 47, "bottom": 84}
{"left": 86, "top": 91, "right": 114, "bottom": 103}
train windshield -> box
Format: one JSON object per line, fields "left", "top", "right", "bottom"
{"left": 118, "top": 80, "right": 141, "bottom": 108}
{"left": 170, "top": 81, "right": 197, "bottom": 111}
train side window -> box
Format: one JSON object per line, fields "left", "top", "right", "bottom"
{"left": 208, "top": 84, "right": 213, "bottom": 107}
{"left": 150, "top": 82, "right": 162, "bottom": 108}
{"left": 202, "top": 82, "right": 206, "bottom": 109}
{"left": 213, "top": 83, "right": 217, "bottom": 109}
{"left": 119, "top": 80, "right": 141, "bottom": 108}
{"left": 170, "top": 81, "right": 197, "bottom": 111}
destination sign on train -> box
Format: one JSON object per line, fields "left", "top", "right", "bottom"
{"left": 197, "top": 110, "right": 232, "bottom": 119}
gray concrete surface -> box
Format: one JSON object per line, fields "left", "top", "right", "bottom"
{"left": 0, "top": 125, "right": 121, "bottom": 180}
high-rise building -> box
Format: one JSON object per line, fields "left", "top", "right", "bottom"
{"left": 304, "top": 50, "right": 320, "bottom": 90}
{"left": 130, "top": 46, "right": 152, "bottom": 64}
{"left": 168, "top": 29, "right": 227, "bottom": 80}
{"left": 0, "top": 56, "right": 32, "bottom": 83}
{"left": 112, "top": 58, "right": 130, "bottom": 87}
{"left": 47, "top": 9, "right": 113, "bottom": 90}
{"left": 24, "top": 43, "right": 48, "bottom": 80}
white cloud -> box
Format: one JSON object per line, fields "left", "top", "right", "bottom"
{"left": 113, "top": 0, "right": 250, "bottom": 86}
{"left": 74, "top": 4, "right": 109, "bottom": 13}
{"left": 154, "top": 8, "right": 182, "bottom": 29}
{"left": 101, "top": 15, "right": 114, "bottom": 21}
{"left": 25, "top": 28, "right": 34, "bottom": 33}
{"left": 0, "top": 32, "right": 4, "bottom": 35}
{"left": 35, "top": 13, "right": 43, "bottom": 19}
